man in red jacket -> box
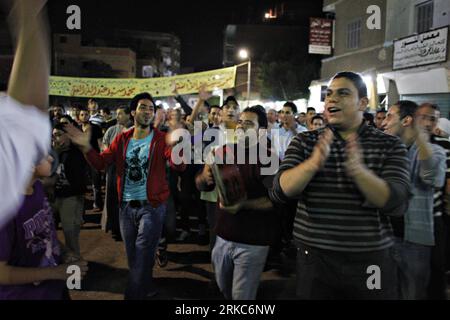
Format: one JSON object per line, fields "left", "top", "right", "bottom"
{"left": 66, "top": 92, "right": 185, "bottom": 299}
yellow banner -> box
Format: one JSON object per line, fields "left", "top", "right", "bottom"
{"left": 49, "top": 66, "right": 237, "bottom": 98}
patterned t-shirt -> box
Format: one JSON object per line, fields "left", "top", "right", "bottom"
{"left": 122, "top": 132, "right": 154, "bottom": 201}
{"left": 0, "top": 181, "right": 64, "bottom": 300}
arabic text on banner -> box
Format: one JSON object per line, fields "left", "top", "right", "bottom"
{"left": 49, "top": 65, "right": 237, "bottom": 98}
{"left": 393, "top": 26, "right": 448, "bottom": 70}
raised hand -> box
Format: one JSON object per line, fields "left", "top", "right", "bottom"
{"left": 64, "top": 123, "right": 91, "bottom": 153}
{"left": 171, "top": 81, "right": 179, "bottom": 96}
{"left": 434, "top": 127, "right": 449, "bottom": 138}
{"left": 306, "top": 128, "right": 334, "bottom": 172}
{"left": 198, "top": 84, "right": 211, "bottom": 102}
{"left": 414, "top": 122, "right": 431, "bottom": 143}
{"left": 203, "top": 164, "right": 215, "bottom": 186}
{"left": 154, "top": 108, "right": 166, "bottom": 129}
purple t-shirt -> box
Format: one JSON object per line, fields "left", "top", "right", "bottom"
{"left": 0, "top": 181, "right": 65, "bottom": 300}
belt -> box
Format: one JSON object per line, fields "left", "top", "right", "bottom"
{"left": 124, "top": 200, "right": 150, "bottom": 208}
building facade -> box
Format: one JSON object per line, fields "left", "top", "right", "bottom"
{"left": 112, "top": 30, "right": 181, "bottom": 78}
{"left": 310, "top": 0, "right": 450, "bottom": 115}
{"left": 53, "top": 34, "right": 136, "bottom": 78}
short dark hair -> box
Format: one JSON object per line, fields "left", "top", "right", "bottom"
{"left": 252, "top": 105, "right": 267, "bottom": 115}
{"left": 53, "top": 123, "right": 67, "bottom": 132}
{"left": 306, "top": 107, "right": 316, "bottom": 113}
{"left": 116, "top": 105, "right": 131, "bottom": 114}
{"left": 129, "top": 92, "right": 156, "bottom": 112}
{"left": 283, "top": 102, "right": 298, "bottom": 114}
{"left": 376, "top": 108, "right": 387, "bottom": 115}
{"left": 311, "top": 115, "right": 324, "bottom": 123}
{"left": 209, "top": 105, "right": 221, "bottom": 111}
{"left": 59, "top": 114, "right": 76, "bottom": 124}
{"left": 224, "top": 96, "right": 238, "bottom": 106}
{"left": 52, "top": 104, "right": 65, "bottom": 111}
{"left": 243, "top": 106, "right": 268, "bottom": 129}
{"left": 100, "top": 106, "right": 111, "bottom": 115}
{"left": 418, "top": 102, "right": 440, "bottom": 112}
{"left": 363, "top": 112, "right": 375, "bottom": 126}
{"left": 394, "top": 100, "right": 418, "bottom": 120}
{"left": 332, "top": 71, "right": 368, "bottom": 99}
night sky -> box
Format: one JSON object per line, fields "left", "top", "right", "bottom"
{"left": 47, "top": 0, "right": 323, "bottom": 71}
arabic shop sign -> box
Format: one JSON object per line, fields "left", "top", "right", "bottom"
{"left": 309, "top": 17, "right": 333, "bottom": 55}
{"left": 393, "top": 26, "right": 448, "bottom": 70}
{"left": 49, "top": 65, "right": 237, "bottom": 98}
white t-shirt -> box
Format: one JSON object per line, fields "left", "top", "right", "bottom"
{"left": 0, "top": 96, "right": 51, "bottom": 228}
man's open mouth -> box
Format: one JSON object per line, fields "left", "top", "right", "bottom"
{"left": 327, "top": 107, "right": 341, "bottom": 114}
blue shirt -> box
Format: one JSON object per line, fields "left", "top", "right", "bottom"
{"left": 403, "top": 142, "right": 446, "bottom": 246}
{"left": 122, "top": 132, "right": 154, "bottom": 201}
{"left": 270, "top": 124, "right": 307, "bottom": 160}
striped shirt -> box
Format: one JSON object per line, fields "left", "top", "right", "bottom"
{"left": 431, "top": 135, "right": 450, "bottom": 217}
{"left": 270, "top": 122, "right": 411, "bottom": 252}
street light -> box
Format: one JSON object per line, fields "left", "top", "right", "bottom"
{"left": 238, "top": 49, "right": 251, "bottom": 107}
{"left": 238, "top": 49, "right": 249, "bottom": 60}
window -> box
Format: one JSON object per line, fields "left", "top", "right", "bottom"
{"left": 59, "top": 36, "right": 67, "bottom": 44}
{"left": 416, "top": 1, "right": 434, "bottom": 33}
{"left": 347, "top": 19, "right": 361, "bottom": 49}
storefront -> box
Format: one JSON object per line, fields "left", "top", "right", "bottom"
{"left": 380, "top": 26, "right": 450, "bottom": 116}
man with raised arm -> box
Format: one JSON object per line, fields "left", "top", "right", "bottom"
{"left": 0, "top": 0, "right": 52, "bottom": 228}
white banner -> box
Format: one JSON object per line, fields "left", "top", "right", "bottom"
{"left": 393, "top": 26, "right": 448, "bottom": 70}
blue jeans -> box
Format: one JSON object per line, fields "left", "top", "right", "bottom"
{"left": 392, "top": 238, "right": 432, "bottom": 300}
{"left": 119, "top": 202, "right": 166, "bottom": 300}
{"left": 212, "top": 236, "right": 269, "bottom": 300}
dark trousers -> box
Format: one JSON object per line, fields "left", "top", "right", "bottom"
{"left": 159, "top": 194, "right": 177, "bottom": 251}
{"left": 444, "top": 214, "right": 450, "bottom": 272}
{"left": 393, "top": 238, "right": 431, "bottom": 300}
{"left": 205, "top": 200, "right": 217, "bottom": 252}
{"left": 296, "top": 243, "right": 398, "bottom": 300}
{"left": 178, "top": 165, "right": 202, "bottom": 232}
{"left": 90, "top": 166, "right": 103, "bottom": 209}
{"left": 105, "top": 165, "right": 121, "bottom": 239}
{"left": 428, "top": 216, "right": 448, "bottom": 299}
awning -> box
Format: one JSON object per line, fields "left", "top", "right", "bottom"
{"left": 380, "top": 67, "right": 449, "bottom": 95}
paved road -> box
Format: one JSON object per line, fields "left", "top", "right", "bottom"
{"left": 65, "top": 209, "right": 297, "bottom": 300}
{"left": 63, "top": 191, "right": 449, "bottom": 300}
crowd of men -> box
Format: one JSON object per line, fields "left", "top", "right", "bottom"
{"left": 1, "top": 0, "right": 449, "bottom": 302}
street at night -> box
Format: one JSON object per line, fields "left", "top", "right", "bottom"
{"left": 1, "top": 0, "right": 450, "bottom": 311}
